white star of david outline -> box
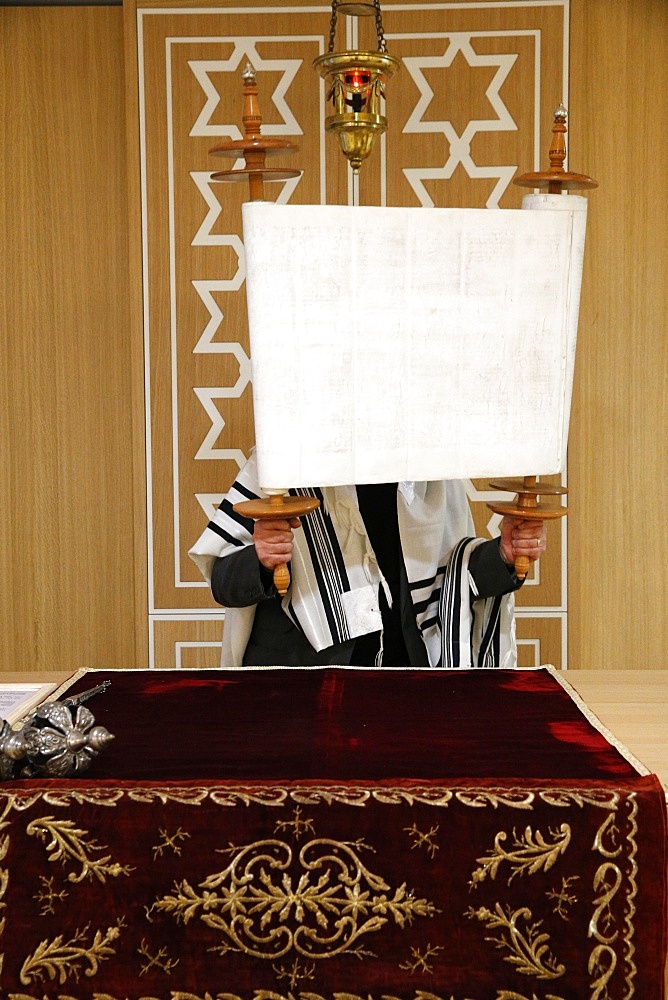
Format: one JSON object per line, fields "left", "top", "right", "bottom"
{"left": 192, "top": 279, "right": 251, "bottom": 358}
{"left": 190, "top": 173, "right": 250, "bottom": 247}
{"left": 195, "top": 493, "right": 229, "bottom": 521}
{"left": 465, "top": 479, "right": 507, "bottom": 537}
{"left": 401, "top": 35, "right": 519, "bottom": 208}
{"left": 189, "top": 42, "right": 303, "bottom": 138}
{"left": 190, "top": 161, "right": 299, "bottom": 246}
{"left": 193, "top": 388, "right": 249, "bottom": 465}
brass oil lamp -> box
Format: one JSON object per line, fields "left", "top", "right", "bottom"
{"left": 313, "top": 0, "right": 400, "bottom": 173}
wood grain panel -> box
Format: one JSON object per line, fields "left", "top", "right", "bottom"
{"left": 569, "top": 0, "right": 668, "bottom": 669}
{"left": 516, "top": 615, "right": 564, "bottom": 669}
{"left": 7, "top": 2, "right": 664, "bottom": 676}
{"left": 136, "top": 7, "right": 332, "bottom": 615}
{"left": 152, "top": 616, "right": 226, "bottom": 669}
{"left": 0, "top": 7, "right": 141, "bottom": 673}
{"left": 133, "top": 0, "right": 570, "bottom": 666}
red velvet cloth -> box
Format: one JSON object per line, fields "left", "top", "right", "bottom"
{"left": 1, "top": 667, "right": 665, "bottom": 999}
{"left": 59, "top": 666, "right": 645, "bottom": 781}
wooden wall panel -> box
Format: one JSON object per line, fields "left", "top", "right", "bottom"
{"left": 152, "top": 617, "right": 225, "bottom": 669}
{"left": 5, "top": 2, "right": 665, "bottom": 677}
{"left": 130, "top": 0, "right": 570, "bottom": 668}
{"left": 568, "top": 0, "right": 668, "bottom": 669}
{"left": 0, "top": 8, "right": 141, "bottom": 673}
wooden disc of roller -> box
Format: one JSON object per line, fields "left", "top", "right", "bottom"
{"left": 487, "top": 477, "right": 568, "bottom": 521}
{"left": 210, "top": 168, "right": 302, "bottom": 184}
{"left": 513, "top": 104, "right": 598, "bottom": 194}
{"left": 233, "top": 495, "right": 321, "bottom": 520}
{"left": 488, "top": 477, "right": 566, "bottom": 496}
{"left": 486, "top": 498, "right": 568, "bottom": 520}
{"left": 514, "top": 170, "right": 598, "bottom": 191}
{"left": 209, "top": 138, "right": 299, "bottom": 158}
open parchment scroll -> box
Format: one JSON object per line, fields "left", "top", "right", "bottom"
{"left": 242, "top": 197, "right": 587, "bottom": 490}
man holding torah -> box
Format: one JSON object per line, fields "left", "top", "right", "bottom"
{"left": 189, "top": 453, "right": 545, "bottom": 669}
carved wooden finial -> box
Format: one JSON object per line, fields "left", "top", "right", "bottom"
{"left": 208, "top": 63, "right": 302, "bottom": 201}
{"left": 514, "top": 104, "right": 598, "bottom": 194}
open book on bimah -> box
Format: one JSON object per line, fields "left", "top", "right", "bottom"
{"left": 241, "top": 197, "right": 586, "bottom": 490}
{"left": 0, "top": 683, "right": 58, "bottom": 726}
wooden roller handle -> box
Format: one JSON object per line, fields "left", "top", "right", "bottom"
{"left": 272, "top": 562, "right": 291, "bottom": 596}
{"left": 514, "top": 553, "right": 531, "bottom": 581}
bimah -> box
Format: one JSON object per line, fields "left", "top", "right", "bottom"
{"left": 0, "top": 666, "right": 665, "bottom": 997}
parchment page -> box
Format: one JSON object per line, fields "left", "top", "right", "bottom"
{"left": 242, "top": 201, "right": 585, "bottom": 490}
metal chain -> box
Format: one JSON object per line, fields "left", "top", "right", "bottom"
{"left": 327, "top": 0, "right": 387, "bottom": 53}
{"left": 328, "top": 0, "right": 339, "bottom": 52}
{"left": 373, "top": 0, "right": 387, "bottom": 52}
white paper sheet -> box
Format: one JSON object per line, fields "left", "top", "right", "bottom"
{"left": 0, "top": 683, "right": 57, "bottom": 725}
{"left": 242, "top": 199, "right": 587, "bottom": 490}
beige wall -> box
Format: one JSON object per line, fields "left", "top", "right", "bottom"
{"left": 0, "top": 7, "right": 144, "bottom": 672}
{"left": 1, "top": 1, "right": 666, "bottom": 674}
{"left": 568, "top": 0, "right": 668, "bottom": 668}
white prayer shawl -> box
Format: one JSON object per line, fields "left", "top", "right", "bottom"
{"left": 189, "top": 453, "right": 516, "bottom": 669}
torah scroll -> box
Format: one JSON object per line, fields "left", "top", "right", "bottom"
{"left": 242, "top": 197, "right": 587, "bottom": 490}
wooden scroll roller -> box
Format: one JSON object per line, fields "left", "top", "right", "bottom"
{"left": 209, "top": 64, "right": 320, "bottom": 596}
{"left": 486, "top": 476, "right": 568, "bottom": 581}
{"left": 487, "top": 105, "right": 597, "bottom": 580}
{"left": 209, "top": 62, "right": 302, "bottom": 198}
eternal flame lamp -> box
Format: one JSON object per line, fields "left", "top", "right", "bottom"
{"left": 208, "top": 66, "right": 320, "bottom": 596}
{"left": 313, "top": 0, "right": 400, "bottom": 173}
{"left": 486, "top": 105, "right": 598, "bottom": 580}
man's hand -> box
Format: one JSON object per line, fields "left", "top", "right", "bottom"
{"left": 253, "top": 517, "right": 302, "bottom": 571}
{"left": 499, "top": 516, "right": 547, "bottom": 567}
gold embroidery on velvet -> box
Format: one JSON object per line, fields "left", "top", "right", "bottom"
{"left": 589, "top": 863, "right": 622, "bottom": 945}
{"left": 588, "top": 792, "right": 639, "bottom": 997}
{"left": 495, "top": 993, "right": 567, "bottom": 999}
{"left": 137, "top": 936, "right": 179, "bottom": 976}
{"left": 26, "top": 816, "right": 135, "bottom": 884}
{"left": 33, "top": 874, "right": 69, "bottom": 916}
{"left": 399, "top": 941, "right": 444, "bottom": 973}
{"left": 593, "top": 813, "right": 622, "bottom": 859}
{"left": 0, "top": 785, "right": 643, "bottom": 999}
{"left": 464, "top": 903, "right": 565, "bottom": 979}
{"left": 32, "top": 788, "right": 125, "bottom": 807}
{"left": 274, "top": 805, "right": 316, "bottom": 839}
{"left": 539, "top": 789, "right": 620, "bottom": 809}
{"left": 272, "top": 955, "right": 316, "bottom": 988}
{"left": 455, "top": 790, "right": 535, "bottom": 809}
{"left": 150, "top": 836, "right": 438, "bottom": 961}
{"left": 468, "top": 825, "right": 571, "bottom": 888}
{"left": 621, "top": 794, "right": 639, "bottom": 996}
{"left": 19, "top": 918, "right": 124, "bottom": 986}
{"left": 152, "top": 827, "right": 191, "bottom": 858}
{"left": 588, "top": 943, "right": 617, "bottom": 999}
{"left": 0, "top": 825, "right": 8, "bottom": 932}
{"left": 546, "top": 875, "right": 579, "bottom": 920}
{"left": 404, "top": 822, "right": 440, "bottom": 859}
{"left": 0, "top": 793, "right": 31, "bottom": 979}
{"left": 0, "top": 993, "right": 518, "bottom": 1000}
{"left": 0, "top": 783, "right": 625, "bottom": 812}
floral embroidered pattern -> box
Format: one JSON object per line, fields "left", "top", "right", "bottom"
{"left": 151, "top": 836, "right": 438, "bottom": 960}
{"left": 19, "top": 919, "right": 125, "bottom": 986}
